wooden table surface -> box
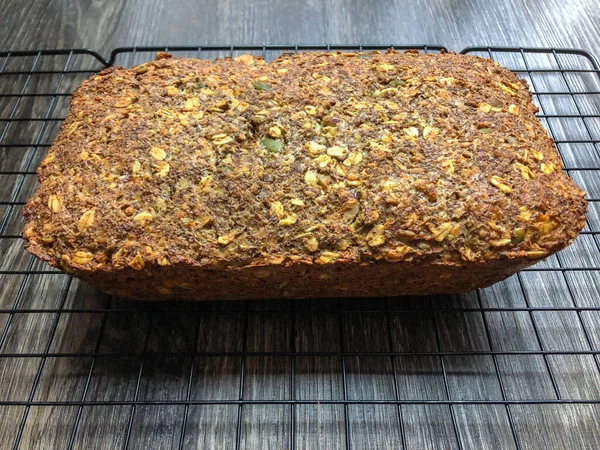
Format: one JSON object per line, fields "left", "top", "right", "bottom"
{"left": 1, "top": 1, "right": 600, "bottom": 449}
{"left": 2, "top": 0, "right": 600, "bottom": 54}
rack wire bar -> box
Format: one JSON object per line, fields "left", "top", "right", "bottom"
{"left": 1, "top": 45, "right": 600, "bottom": 450}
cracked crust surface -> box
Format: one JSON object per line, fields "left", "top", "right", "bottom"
{"left": 23, "top": 50, "right": 587, "bottom": 300}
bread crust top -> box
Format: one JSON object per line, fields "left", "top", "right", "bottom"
{"left": 23, "top": 50, "right": 587, "bottom": 274}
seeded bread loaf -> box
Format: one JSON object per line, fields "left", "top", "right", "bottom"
{"left": 22, "top": 50, "right": 587, "bottom": 300}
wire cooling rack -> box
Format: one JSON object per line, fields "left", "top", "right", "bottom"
{"left": 0, "top": 45, "right": 599, "bottom": 450}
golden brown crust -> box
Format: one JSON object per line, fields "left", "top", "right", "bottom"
{"left": 22, "top": 50, "right": 587, "bottom": 300}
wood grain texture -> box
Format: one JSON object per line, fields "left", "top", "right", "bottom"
{"left": 1, "top": 1, "right": 600, "bottom": 449}
{"left": 0, "top": 0, "right": 599, "bottom": 55}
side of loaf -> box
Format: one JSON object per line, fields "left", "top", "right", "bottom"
{"left": 22, "top": 50, "right": 587, "bottom": 300}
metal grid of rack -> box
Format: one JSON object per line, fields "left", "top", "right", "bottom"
{"left": 0, "top": 45, "right": 599, "bottom": 449}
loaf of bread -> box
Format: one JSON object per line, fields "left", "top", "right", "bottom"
{"left": 22, "top": 50, "right": 587, "bottom": 300}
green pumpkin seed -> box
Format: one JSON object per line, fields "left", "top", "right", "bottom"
{"left": 390, "top": 79, "right": 407, "bottom": 88}
{"left": 261, "top": 138, "right": 283, "bottom": 153}
{"left": 253, "top": 81, "right": 272, "bottom": 91}
{"left": 512, "top": 227, "right": 525, "bottom": 244}
{"left": 479, "top": 127, "right": 493, "bottom": 134}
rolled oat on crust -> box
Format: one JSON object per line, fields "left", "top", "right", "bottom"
{"left": 22, "top": 50, "right": 587, "bottom": 300}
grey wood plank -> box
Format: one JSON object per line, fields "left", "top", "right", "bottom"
{"left": 0, "top": 238, "right": 33, "bottom": 272}
{"left": 479, "top": 276, "right": 539, "bottom": 351}
{"left": 190, "top": 356, "right": 241, "bottom": 400}
{"left": 343, "top": 308, "right": 390, "bottom": 341}
{"left": 294, "top": 313, "right": 345, "bottom": 446}
{"left": 127, "top": 405, "right": 185, "bottom": 450}
{"left": 445, "top": 355, "right": 503, "bottom": 401}
{"left": 0, "top": 357, "right": 41, "bottom": 401}
{"left": 395, "top": 356, "right": 446, "bottom": 400}
{"left": 403, "top": 405, "right": 459, "bottom": 450}
{"left": 49, "top": 279, "right": 110, "bottom": 354}
{"left": 295, "top": 405, "right": 346, "bottom": 450}
{"left": 243, "top": 356, "right": 290, "bottom": 400}
{"left": 389, "top": 311, "right": 438, "bottom": 352}
{"left": 0, "top": 406, "right": 27, "bottom": 447}
{"left": 479, "top": 277, "right": 558, "bottom": 402}
{"left": 295, "top": 312, "right": 341, "bottom": 352}
{"left": 434, "top": 295, "right": 504, "bottom": 401}
{"left": 0, "top": 274, "right": 25, "bottom": 308}
{"left": 85, "top": 356, "right": 141, "bottom": 402}
{"left": 347, "top": 404, "right": 402, "bottom": 450}
{"left": 49, "top": 311, "right": 106, "bottom": 352}
{"left": 391, "top": 316, "right": 461, "bottom": 448}
{"left": 389, "top": 304, "right": 459, "bottom": 448}
{"left": 183, "top": 405, "right": 239, "bottom": 450}
{"left": 1, "top": 275, "right": 71, "bottom": 354}
{"left": 97, "top": 312, "right": 150, "bottom": 354}
{"left": 436, "top": 310, "right": 490, "bottom": 352}
{"left": 71, "top": 406, "right": 130, "bottom": 450}
{"left": 246, "top": 311, "right": 291, "bottom": 352}
{"left": 496, "top": 355, "right": 557, "bottom": 400}
{"left": 1, "top": 0, "right": 599, "bottom": 56}
{"left": 434, "top": 292, "right": 520, "bottom": 448}
{"left": 137, "top": 355, "right": 192, "bottom": 401}
{"left": 240, "top": 405, "right": 290, "bottom": 450}
{"left": 343, "top": 313, "right": 395, "bottom": 402}
{"left": 33, "top": 356, "right": 93, "bottom": 402}
{"left": 146, "top": 312, "right": 198, "bottom": 353}
{"left": 547, "top": 355, "right": 600, "bottom": 400}
{"left": 390, "top": 308, "right": 450, "bottom": 427}
{"left": 295, "top": 356, "right": 342, "bottom": 400}
{"left": 567, "top": 273, "right": 600, "bottom": 361}
{"left": 512, "top": 404, "right": 600, "bottom": 450}
{"left": 519, "top": 270, "right": 600, "bottom": 403}
{"left": 240, "top": 306, "right": 292, "bottom": 446}
{"left": 345, "top": 356, "right": 396, "bottom": 401}
{"left": 18, "top": 406, "right": 78, "bottom": 450}
{"left": 522, "top": 272, "right": 589, "bottom": 350}
{"left": 197, "top": 312, "right": 244, "bottom": 352}
{"left": 454, "top": 405, "right": 517, "bottom": 450}
{"left": 7, "top": 273, "right": 70, "bottom": 311}
{"left": 341, "top": 310, "right": 404, "bottom": 448}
